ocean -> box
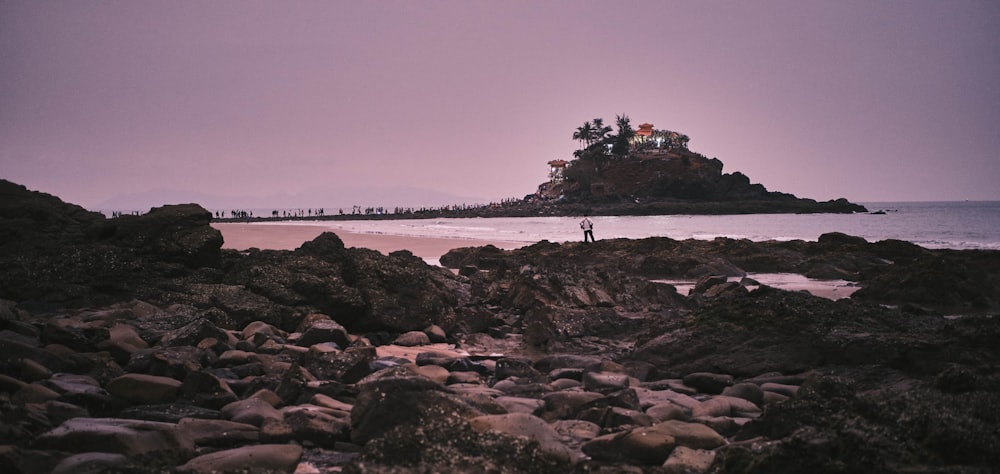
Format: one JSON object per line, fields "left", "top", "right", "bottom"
{"left": 270, "top": 201, "right": 1000, "bottom": 251}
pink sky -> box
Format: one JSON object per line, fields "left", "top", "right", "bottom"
{"left": 2, "top": 1, "right": 999, "bottom": 209}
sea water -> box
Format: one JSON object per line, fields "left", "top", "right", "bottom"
{"left": 282, "top": 201, "right": 1000, "bottom": 251}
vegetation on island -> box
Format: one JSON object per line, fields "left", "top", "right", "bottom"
{"left": 530, "top": 114, "right": 865, "bottom": 216}
{"left": 565, "top": 114, "right": 691, "bottom": 185}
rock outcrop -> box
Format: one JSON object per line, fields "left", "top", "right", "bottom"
{"left": 1, "top": 180, "right": 998, "bottom": 473}
{"left": 535, "top": 148, "right": 867, "bottom": 215}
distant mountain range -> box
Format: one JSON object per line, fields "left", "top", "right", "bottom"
{"left": 95, "top": 185, "right": 491, "bottom": 212}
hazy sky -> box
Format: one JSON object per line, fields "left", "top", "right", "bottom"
{"left": 3, "top": 1, "right": 999, "bottom": 209}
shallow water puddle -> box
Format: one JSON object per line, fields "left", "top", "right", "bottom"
{"left": 654, "top": 273, "right": 861, "bottom": 300}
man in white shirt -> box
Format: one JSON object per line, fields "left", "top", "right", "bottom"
{"left": 580, "top": 216, "right": 595, "bottom": 242}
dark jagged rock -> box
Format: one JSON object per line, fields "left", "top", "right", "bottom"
{"left": 852, "top": 248, "right": 1000, "bottom": 312}
{"left": 0, "top": 179, "right": 104, "bottom": 246}
{"left": 0, "top": 182, "right": 472, "bottom": 335}
{"left": 536, "top": 149, "right": 866, "bottom": 215}
{"left": 0, "top": 182, "right": 222, "bottom": 308}
{"left": 100, "top": 203, "right": 223, "bottom": 268}
{"left": 2, "top": 180, "right": 999, "bottom": 472}
{"left": 441, "top": 233, "right": 1000, "bottom": 315}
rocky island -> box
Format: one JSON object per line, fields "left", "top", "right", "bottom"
{"left": 2, "top": 178, "right": 997, "bottom": 473}
{"left": 526, "top": 117, "right": 865, "bottom": 217}
{"left": 214, "top": 116, "right": 865, "bottom": 222}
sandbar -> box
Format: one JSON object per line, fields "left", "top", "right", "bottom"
{"left": 213, "top": 222, "right": 522, "bottom": 261}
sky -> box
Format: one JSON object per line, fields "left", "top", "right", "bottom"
{"left": 2, "top": 1, "right": 999, "bottom": 210}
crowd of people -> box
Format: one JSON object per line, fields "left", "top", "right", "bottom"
{"left": 105, "top": 197, "right": 527, "bottom": 222}
{"left": 204, "top": 197, "right": 525, "bottom": 221}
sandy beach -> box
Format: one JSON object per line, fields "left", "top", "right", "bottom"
{"left": 213, "top": 222, "right": 522, "bottom": 261}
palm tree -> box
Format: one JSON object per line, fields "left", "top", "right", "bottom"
{"left": 611, "top": 114, "right": 635, "bottom": 157}
{"left": 592, "top": 118, "right": 612, "bottom": 144}
{"left": 572, "top": 121, "right": 596, "bottom": 149}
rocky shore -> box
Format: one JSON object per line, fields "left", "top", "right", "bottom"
{"left": 2, "top": 179, "right": 998, "bottom": 473}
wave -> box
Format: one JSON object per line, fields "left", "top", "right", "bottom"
{"left": 265, "top": 202, "right": 1000, "bottom": 251}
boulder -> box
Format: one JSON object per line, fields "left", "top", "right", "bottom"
{"left": 12, "top": 383, "right": 61, "bottom": 404}
{"left": 51, "top": 452, "right": 130, "bottom": 474}
{"left": 537, "top": 391, "right": 604, "bottom": 421}
{"left": 309, "top": 393, "right": 354, "bottom": 415}
{"left": 691, "top": 396, "right": 762, "bottom": 418}
{"left": 761, "top": 382, "right": 800, "bottom": 397}
{"left": 302, "top": 345, "right": 375, "bottom": 384}
{"left": 495, "top": 396, "right": 545, "bottom": 414}
{"left": 350, "top": 375, "right": 483, "bottom": 444}
{"left": 99, "top": 324, "right": 149, "bottom": 364}
{"left": 109, "top": 203, "right": 222, "bottom": 267}
{"left": 721, "top": 382, "right": 765, "bottom": 406}
{"left": 35, "top": 417, "right": 193, "bottom": 456}
{"left": 41, "top": 317, "right": 110, "bottom": 352}
{"left": 296, "top": 317, "right": 350, "bottom": 349}
{"left": 411, "top": 364, "right": 450, "bottom": 385}
{"left": 469, "top": 413, "right": 577, "bottom": 464}
{"left": 551, "top": 419, "right": 601, "bottom": 446}
{"left": 44, "top": 373, "right": 117, "bottom": 412}
{"left": 582, "top": 426, "right": 677, "bottom": 465}
{"left": 158, "top": 318, "right": 231, "bottom": 348}
{"left": 662, "top": 445, "right": 717, "bottom": 473}
{"left": 582, "top": 371, "right": 632, "bottom": 393}
{"left": 176, "top": 418, "right": 259, "bottom": 447}
{"left": 495, "top": 357, "right": 544, "bottom": 381}
{"left": 176, "top": 444, "right": 303, "bottom": 473}
{"left": 649, "top": 420, "right": 727, "bottom": 450}
{"left": 646, "top": 403, "right": 688, "bottom": 422}
{"left": 634, "top": 388, "right": 700, "bottom": 412}
{"left": 216, "top": 349, "right": 258, "bottom": 366}
{"left": 179, "top": 371, "right": 239, "bottom": 409}
{"left": 106, "top": 373, "right": 182, "bottom": 405}
{"left": 579, "top": 406, "right": 654, "bottom": 429}
{"left": 533, "top": 354, "right": 605, "bottom": 373}
{"left": 240, "top": 320, "right": 286, "bottom": 345}
{"left": 692, "top": 275, "right": 729, "bottom": 294}
{"left": 117, "top": 404, "right": 222, "bottom": 423}
{"left": 682, "top": 372, "right": 734, "bottom": 394}
{"left": 424, "top": 324, "right": 447, "bottom": 343}
{"left": 394, "top": 330, "right": 431, "bottom": 347}
{"left": 282, "top": 405, "right": 351, "bottom": 446}
{"left": 221, "top": 398, "right": 283, "bottom": 427}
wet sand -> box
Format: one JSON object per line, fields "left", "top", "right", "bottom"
{"left": 213, "top": 222, "right": 522, "bottom": 261}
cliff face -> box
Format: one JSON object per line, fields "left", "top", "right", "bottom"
{"left": 542, "top": 149, "right": 784, "bottom": 202}
{"left": 533, "top": 148, "right": 866, "bottom": 214}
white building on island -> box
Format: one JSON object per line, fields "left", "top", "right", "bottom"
{"left": 547, "top": 159, "right": 569, "bottom": 182}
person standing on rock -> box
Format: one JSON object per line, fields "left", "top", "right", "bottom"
{"left": 580, "top": 216, "right": 595, "bottom": 242}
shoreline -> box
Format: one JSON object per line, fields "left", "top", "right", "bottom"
{"left": 215, "top": 222, "right": 862, "bottom": 301}
{"left": 213, "top": 222, "right": 525, "bottom": 261}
